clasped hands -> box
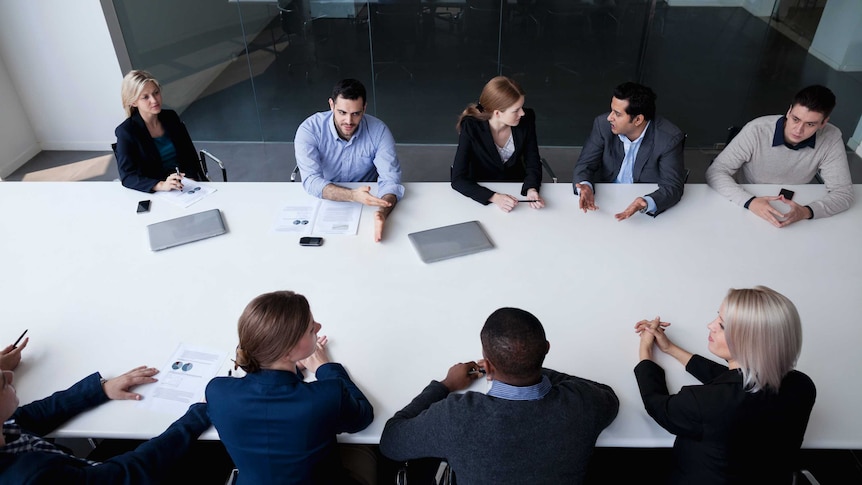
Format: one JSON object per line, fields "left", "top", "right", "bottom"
{"left": 575, "top": 183, "right": 646, "bottom": 221}
{"left": 635, "top": 317, "right": 673, "bottom": 360}
{"left": 748, "top": 195, "right": 810, "bottom": 228}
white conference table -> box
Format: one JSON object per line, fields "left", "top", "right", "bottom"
{"left": 1, "top": 181, "right": 860, "bottom": 448}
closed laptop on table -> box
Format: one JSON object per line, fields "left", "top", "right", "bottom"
{"left": 147, "top": 208, "right": 227, "bottom": 251}
{"left": 408, "top": 220, "right": 494, "bottom": 263}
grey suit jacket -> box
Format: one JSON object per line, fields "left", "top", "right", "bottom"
{"left": 572, "top": 114, "right": 685, "bottom": 215}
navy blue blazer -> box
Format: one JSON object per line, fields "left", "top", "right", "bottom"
{"left": 0, "top": 373, "right": 210, "bottom": 484}
{"left": 206, "top": 363, "right": 373, "bottom": 485}
{"left": 635, "top": 355, "right": 816, "bottom": 485}
{"left": 573, "top": 114, "right": 685, "bottom": 215}
{"left": 451, "top": 108, "right": 543, "bottom": 204}
{"left": 114, "top": 109, "right": 203, "bottom": 192}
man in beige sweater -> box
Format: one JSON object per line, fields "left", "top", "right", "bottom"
{"left": 706, "top": 85, "right": 853, "bottom": 227}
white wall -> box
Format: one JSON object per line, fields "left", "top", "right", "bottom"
{"left": 0, "top": 55, "right": 39, "bottom": 179}
{"left": 851, "top": 116, "right": 862, "bottom": 155}
{"left": 669, "top": 0, "right": 743, "bottom": 6}
{"left": 809, "top": 0, "right": 862, "bottom": 72}
{"left": 742, "top": 0, "right": 775, "bottom": 17}
{"left": 0, "top": 0, "right": 124, "bottom": 153}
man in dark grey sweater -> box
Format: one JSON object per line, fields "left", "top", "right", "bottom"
{"left": 379, "top": 307, "right": 619, "bottom": 484}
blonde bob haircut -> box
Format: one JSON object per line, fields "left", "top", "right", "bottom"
{"left": 120, "top": 70, "right": 161, "bottom": 118}
{"left": 456, "top": 76, "right": 525, "bottom": 132}
{"left": 234, "top": 290, "right": 312, "bottom": 374}
{"left": 723, "top": 286, "right": 802, "bottom": 393}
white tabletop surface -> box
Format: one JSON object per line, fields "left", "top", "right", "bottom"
{"left": 1, "top": 181, "right": 860, "bottom": 448}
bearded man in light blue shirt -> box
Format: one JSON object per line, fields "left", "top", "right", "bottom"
{"left": 295, "top": 79, "right": 405, "bottom": 242}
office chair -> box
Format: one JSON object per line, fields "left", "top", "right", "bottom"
{"left": 540, "top": 157, "right": 558, "bottom": 183}
{"left": 199, "top": 149, "right": 228, "bottom": 182}
{"left": 110, "top": 143, "right": 227, "bottom": 183}
{"left": 792, "top": 469, "right": 820, "bottom": 485}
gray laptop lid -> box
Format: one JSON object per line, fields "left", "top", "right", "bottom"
{"left": 147, "top": 209, "right": 227, "bottom": 251}
{"left": 408, "top": 220, "right": 494, "bottom": 263}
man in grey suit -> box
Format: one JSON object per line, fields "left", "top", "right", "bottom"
{"left": 573, "top": 82, "right": 686, "bottom": 220}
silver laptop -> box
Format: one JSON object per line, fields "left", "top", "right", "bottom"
{"left": 147, "top": 208, "right": 227, "bottom": 251}
{"left": 408, "top": 220, "right": 494, "bottom": 263}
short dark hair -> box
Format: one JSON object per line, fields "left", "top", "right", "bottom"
{"left": 331, "top": 78, "right": 367, "bottom": 105}
{"left": 480, "top": 307, "right": 548, "bottom": 380}
{"left": 792, "top": 85, "right": 836, "bottom": 118}
{"left": 613, "top": 82, "right": 657, "bottom": 121}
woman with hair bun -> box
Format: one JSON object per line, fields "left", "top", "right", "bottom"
{"left": 451, "top": 76, "right": 545, "bottom": 211}
{"left": 633, "top": 286, "right": 816, "bottom": 484}
{"left": 206, "top": 291, "right": 374, "bottom": 485}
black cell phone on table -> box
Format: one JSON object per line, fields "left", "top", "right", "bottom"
{"left": 299, "top": 237, "right": 323, "bottom": 246}
{"left": 779, "top": 188, "right": 795, "bottom": 200}
{"left": 136, "top": 200, "right": 151, "bottom": 213}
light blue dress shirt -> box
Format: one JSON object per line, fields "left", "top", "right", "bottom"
{"left": 487, "top": 375, "right": 551, "bottom": 401}
{"left": 615, "top": 121, "right": 655, "bottom": 213}
{"left": 294, "top": 111, "right": 405, "bottom": 200}
{"left": 579, "top": 121, "right": 656, "bottom": 214}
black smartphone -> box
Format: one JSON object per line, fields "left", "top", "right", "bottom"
{"left": 136, "top": 200, "right": 151, "bottom": 213}
{"left": 779, "top": 188, "right": 795, "bottom": 200}
{"left": 299, "top": 237, "right": 323, "bottom": 247}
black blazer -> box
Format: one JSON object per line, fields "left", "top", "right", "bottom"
{"left": 451, "top": 108, "right": 542, "bottom": 204}
{"left": 114, "top": 109, "right": 202, "bottom": 192}
{"left": 635, "top": 355, "right": 816, "bottom": 485}
{"left": 572, "top": 114, "right": 685, "bottom": 215}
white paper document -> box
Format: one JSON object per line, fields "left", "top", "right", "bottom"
{"left": 273, "top": 200, "right": 361, "bottom": 235}
{"left": 153, "top": 178, "right": 216, "bottom": 208}
{"left": 137, "top": 343, "right": 227, "bottom": 415}
{"left": 273, "top": 204, "right": 317, "bottom": 234}
{"left": 314, "top": 200, "right": 361, "bottom": 235}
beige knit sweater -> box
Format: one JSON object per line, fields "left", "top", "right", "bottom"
{"left": 706, "top": 115, "right": 853, "bottom": 218}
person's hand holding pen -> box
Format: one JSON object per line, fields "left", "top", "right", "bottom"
{"left": 490, "top": 193, "right": 519, "bottom": 212}
{"left": 298, "top": 336, "right": 330, "bottom": 374}
{"left": 524, "top": 188, "right": 545, "bottom": 209}
{"left": 440, "top": 361, "right": 483, "bottom": 392}
{"left": 154, "top": 167, "right": 185, "bottom": 192}
{"left": 0, "top": 330, "right": 28, "bottom": 371}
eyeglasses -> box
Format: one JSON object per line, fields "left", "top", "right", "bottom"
{"left": 292, "top": 219, "right": 309, "bottom": 225}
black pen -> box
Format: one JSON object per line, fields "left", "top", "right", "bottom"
{"left": 468, "top": 368, "right": 486, "bottom": 376}
{"left": 517, "top": 200, "right": 540, "bottom": 203}
{"left": 12, "top": 329, "right": 28, "bottom": 349}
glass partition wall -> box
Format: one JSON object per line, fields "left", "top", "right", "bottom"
{"left": 111, "top": 0, "right": 861, "bottom": 152}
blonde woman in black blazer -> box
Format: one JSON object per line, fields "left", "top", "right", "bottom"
{"left": 634, "top": 286, "right": 815, "bottom": 484}
{"left": 451, "top": 76, "right": 544, "bottom": 211}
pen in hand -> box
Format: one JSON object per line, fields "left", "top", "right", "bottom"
{"left": 517, "top": 200, "right": 540, "bottom": 203}
{"left": 174, "top": 166, "right": 184, "bottom": 191}
{"left": 12, "top": 329, "right": 28, "bottom": 349}
{"left": 468, "top": 368, "right": 486, "bottom": 376}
